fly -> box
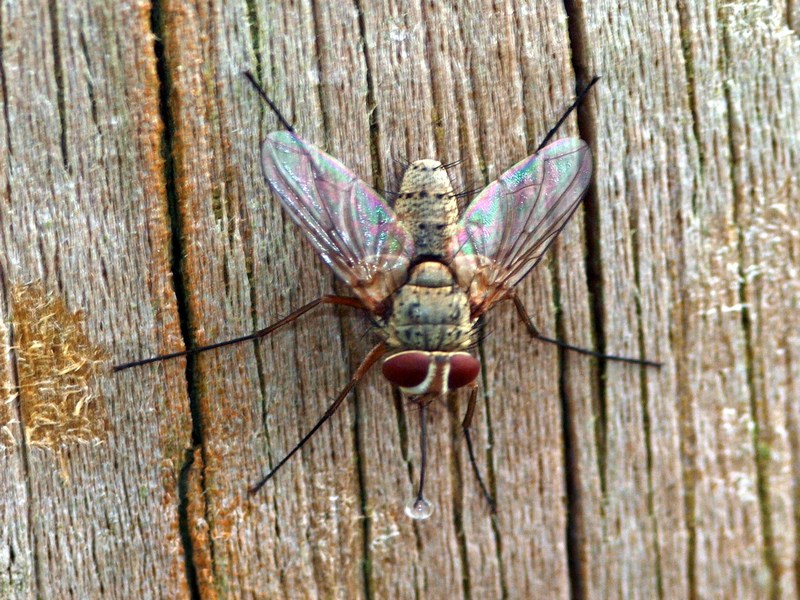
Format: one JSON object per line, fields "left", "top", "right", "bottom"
{"left": 116, "top": 73, "right": 660, "bottom": 519}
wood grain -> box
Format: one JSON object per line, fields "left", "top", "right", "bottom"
{"left": 0, "top": 1, "right": 190, "bottom": 597}
{"left": 1, "top": 0, "right": 798, "bottom": 598}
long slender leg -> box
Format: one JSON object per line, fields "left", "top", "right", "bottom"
{"left": 512, "top": 296, "right": 662, "bottom": 368}
{"left": 462, "top": 384, "right": 496, "bottom": 512}
{"left": 114, "top": 295, "right": 365, "bottom": 371}
{"left": 249, "top": 341, "right": 386, "bottom": 495}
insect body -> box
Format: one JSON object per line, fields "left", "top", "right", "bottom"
{"left": 259, "top": 105, "right": 594, "bottom": 517}
{"left": 117, "top": 74, "right": 659, "bottom": 519}
{"left": 381, "top": 160, "right": 477, "bottom": 395}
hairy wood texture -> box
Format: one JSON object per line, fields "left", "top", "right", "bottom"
{"left": 1, "top": 1, "right": 798, "bottom": 598}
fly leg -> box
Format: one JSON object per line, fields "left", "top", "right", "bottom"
{"left": 249, "top": 341, "right": 386, "bottom": 494}
{"left": 462, "top": 384, "right": 496, "bottom": 513}
{"left": 512, "top": 296, "right": 662, "bottom": 368}
{"left": 114, "top": 295, "right": 366, "bottom": 371}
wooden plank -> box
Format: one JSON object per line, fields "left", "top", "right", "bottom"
{"left": 713, "top": 5, "right": 800, "bottom": 598}
{"left": 1, "top": 0, "right": 799, "bottom": 598}
{"left": 568, "top": 2, "right": 692, "bottom": 597}
{"left": 0, "top": 0, "right": 191, "bottom": 598}
{"left": 0, "top": 288, "right": 32, "bottom": 598}
{"left": 155, "top": 1, "right": 370, "bottom": 597}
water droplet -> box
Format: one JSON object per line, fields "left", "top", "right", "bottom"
{"left": 404, "top": 497, "right": 434, "bottom": 520}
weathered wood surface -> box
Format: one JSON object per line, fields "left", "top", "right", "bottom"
{"left": 1, "top": 1, "right": 798, "bottom": 598}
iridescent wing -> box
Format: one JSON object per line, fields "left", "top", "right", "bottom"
{"left": 262, "top": 131, "right": 414, "bottom": 311}
{"left": 451, "top": 138, "right": 592, "bottom": 315}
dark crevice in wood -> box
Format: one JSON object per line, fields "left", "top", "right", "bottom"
{"left": 34, "top": 236, "right": 49, "bottom": 292}
{"left": 0, "top": 65, "right": 10, "bottom": 276}
{"left": 243, "top": 0, "right": 286, "bottom": 576}
{"left": 242, "top": 14, "right": 275, "bottom": 462}
{"left": 510, "top": 7, "right": 535, "bottom": 153}
{"left": 176, "top": 448, "right": 199, "bottom": 597}
{"left": 735, "top": 200, "right": 778, "bottom": 600}
{"left": 354, "top": 0, "right": 384, "bottom": 195}
{"left": 352, "top": 2, "right": 380, "bottom": 597}
{"left": 77, "top": 31, "right": 99, "bottom": 130}
{"left": 249, "top": 321, "right": 274, "bottom": 489}
{"left": 2, "top": 272, "right": 43, "bottom": 596}
{"left": 457, "top": 16, "right": 509, "bottom": 598}
{"left": 243, "top": 7, "right": 285, "bottom": 580}
{"left": 309, "top": 0, "right": 331, "bottom": 147}
{"left": 447, "top": 396, "right": 472, "bottom": 600}
{"left": 477, "top": 341, "right": 508, "bottom": 600}
{"left": 236, "top": 141, "right": 279, "bottom": 593}
{"left": 674, "top": 278, "right": 698, "bottom": 600}
{"left": 351, "top": 381, "right": 373, "bottom": 600}
{"left": 552, "top": 253, "right": 585, "bottom": 600}
{"left": 720, "top": 10, "right": 779, "bottom": 598}
{"left": 46, "top": 0, "right": 68, "bottom": 171}
{"left": 626, "top": 147, "right": 664, "bottom": 600}
{"left": 392, "top": 386, "right": 434, "bottom": 580}
{"left": 390, "top": 383, "right": 426, "bottom": 567}
{"left": 244, "top": 0, "right": 262, "bottom": 83}
{"left": 562, "top": 5, "right": 605, "bottom": 600}
{"left": 390, "top": 383, "right": 417, "bottom": 513}
{"left": 674, "top": 0, "right": 703, "bottom": 216}
{"left": 418, "top": 5, "right": 445, "bottom": 183}
{"left": 149, "top": 2, "right": 202, "bottom": 598}
{"left": 562, "top": 0, "right": 608, "bottom": 509}
{"left": 618, "top": 41, "right": 665, "bottom": 594}
{"left": 285, "top": 309, "right": 325, "bottom": 589}
{"left": 0, "top": 8, "right": 13, "bottom": 168}
{"left": 51, "top": 231, "right": 64, "bottom": 295}
{"left": 333, "top": 314, "right": 381, "bottom": 600}
{"left": 392, "top": 394, "right": 425, "bottom": 600}
{"left": 786, "top": 0, "right": 799, "bottom": 34}
{"left": 785, "top": 344, "right": 800, "bottom": 597}
{"left": 463, "top": 29, "right": 490, "bottom": 190}
{"left": 245, "top": 191, "right": 284, "bottom": 588}
{"left": 45, "top": 2, "right": 64, "bottom": 295}
{"left": 7, "top": 539, "right": 15, "bottom": 584}
{"left": 540, "top": 33, "right": 615, "bottom": 600}
{"left": 672, "top": 4, "right": 700, "bottom": 595}
{"left": 310, "top": 137, "right": 377, "bottom": 599}
{"left": 406, "top": 400, "right": 434, "bottom": 596}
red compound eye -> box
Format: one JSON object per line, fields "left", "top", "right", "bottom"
{"left": 447, "top": 353, "right": 480, "bottom": 389}
{"left": 382, "top": 351, "right": 431, "bottom": 388}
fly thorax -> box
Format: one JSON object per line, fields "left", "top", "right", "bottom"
{"left": 394, "top": 159, "right": 458, "bottom": 258}
{"left": 384, "top": 262, "right": 475, "bottom": 351}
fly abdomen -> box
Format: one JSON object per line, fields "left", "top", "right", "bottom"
{"left": 384, "top": 262, "right": 476, "bottom": 351}
{"left": 394, "top": 287, "right": 463, "bottom": 323}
